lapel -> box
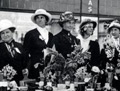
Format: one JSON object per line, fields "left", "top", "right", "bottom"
{"left": 35, "top": 29, "right": 47, "bottom": 46}
{"left": 2, "top": 43, "right": 15, "bottom": 60}
{"left": 47, "top": 32, "right": 52, "bottom": 46}
{"left": 35, "top": 28, "right": 52, "bottom": 47}
{"left": 88, "top": 40, "right": 93, "bottom": 52}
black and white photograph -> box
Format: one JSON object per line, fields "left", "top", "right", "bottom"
{"left": 0, "top": 0, "right": 119, "bottom": 91}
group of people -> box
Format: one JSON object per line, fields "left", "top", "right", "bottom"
{"left": 0, "top": 8, "right": 119, "bottom": 90}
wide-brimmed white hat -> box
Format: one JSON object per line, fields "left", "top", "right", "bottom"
{"left": 0, "top": 19, "right": 16, "bottom": 32}
{"left": 108, "top": 21, "right": 120, "bottom": 33}
{"left": 31, "top": 9, "right": 52, "bottom": 24}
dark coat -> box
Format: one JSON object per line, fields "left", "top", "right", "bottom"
{"left": 0, "top": 40, "right": 25, "bottom": 84}
{"left": 52, "top": 29, "right": 80, "bottom": 59}
{"left": 100, "top": 48, "right": 119, "bottom": 70}
{"left": 23, "top": 28, "right": 53, "bottom": 79}
{"left": 88, "top": 40, "right": 101, "bottom": 67}
{"left": 100, "top": 48, "right": 120, "bottom": 89}
{"left": 83, "top": 40, "right": 101, "bottom": 73}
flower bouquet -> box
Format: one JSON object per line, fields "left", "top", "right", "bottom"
{"left": 43, "top": 48, "right": 66, "bottom": 84}
{"left": 103, "top": 34, "right": 116, "bottom": 60}
{"left": 74, "top": 66, "right": 91, "bottom": 82}
{"left": 1, "top": 64, "right": 17, "bottom": 81}
{"left": 0, "top": 64, "right": 17, "bottom": 90}
{"left": 63, "top": 45, "right": 91, "bottom": 82}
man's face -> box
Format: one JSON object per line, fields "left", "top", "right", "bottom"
{"left": 110, "top": 27, "right": 120, "bottom": 38}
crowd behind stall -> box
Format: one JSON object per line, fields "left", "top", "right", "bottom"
{"left": 0, "top": 9, "right": 119, "bottom": 91}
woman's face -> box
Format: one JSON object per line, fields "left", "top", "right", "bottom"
{"left": 63, "top": 20, "right": 75, "bottom": 31}
{"left": 35, "top": 15, "right": 47, "bottom": 28}
{"left": 1, "top": 29, "right": 13, "bottom": 42}
{"left": 84, "top": 23, "right": 94, "bottom": 36}
{"left": 110, "top": 27, "right": 120, "bottom": 38}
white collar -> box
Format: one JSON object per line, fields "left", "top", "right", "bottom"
{"left": 36, "top": 25, "right": 49, "bottom": 44}
{"left": 77, "top": 34, "right": 96, "bottom": 52}
{"left": 77, "top": 34, "right": 96, "bottom": 42}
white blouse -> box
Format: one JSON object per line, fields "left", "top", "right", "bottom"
{"left": 37, "top": 26, "right": 49, "bottom": 44}
{"left": 77, "top": 34, "right": 96, "bottom": 53}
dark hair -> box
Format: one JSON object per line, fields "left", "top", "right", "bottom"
{"left": 34, "top": 15, "right": 49, "bottom": 23}
{"left": 9, "top": 27, "right": 15, "bottom": 32}
{"left": 58, "top": 22, "right": 64, "bottom": 28}
{"left": 79, "top": 28, "right": 85, "bottom": 37}
{"left": 108, "top": 26, "right": 120, "bottom": 33}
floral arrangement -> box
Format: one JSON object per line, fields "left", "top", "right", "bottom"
{"left": 74, "top": 66, "right": 91, "bottom": 81}
{"left": 43, "top": 48, "right": 66, "bottom": 82}
{"left": 43, "top": 45, "right": 93, "bottom": 83}
{"left": 63, "top": 45, "right": 91, "bottom": 81}
{"left": 1, "top": 64, "right": 17, "bottom": 80}
{"left": 102, "top": 35, "right": 120, "bottom": 90}
{"left": 103, "top": 34, "right": 116, "bottom": 60}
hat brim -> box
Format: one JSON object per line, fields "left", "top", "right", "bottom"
{"left": 0, "top": 26, "right": 16, "bottom": 33}
{"left": 59, "top": 18, "right": 78, "bottom": 23}
{"left": 80, "top": 21, "right": 97, "bottom": 30}
{"left": 31, "top": 13, "right": 52, "bottom": 24}
{"left": 107, "top": 25, "right": 120, "bottom": 33}
{"left": 58, "top": 18, "right": 78, "bottom": 27}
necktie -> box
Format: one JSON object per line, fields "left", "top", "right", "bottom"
{"left": 5, "top": 43, "right": 15, "bottom": 57}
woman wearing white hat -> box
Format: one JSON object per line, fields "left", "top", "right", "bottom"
{"left": 23, "top": 9, "right": 53, "bottom": 79}
{"left": 0, "top": 19, "right": 25, "bottom": 85}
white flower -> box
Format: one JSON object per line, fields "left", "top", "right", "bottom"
{"left": 75, "top": 67, "right": 91, "bottom": 80}
{"left": 14, "top": 48, "right": 21, "bottom": 54}
{"left": 104, "top": 83, "right": 111, "bottom": 90}
{"left": 84, "top": 77, "right": 91, "bottom": 82}
{"left": 39, "top": 35, "right": 44, "bottom": 40}
{"left": 1, "top": 64, "right": 17, "bottom": 80}
{"left": 114, "top": 75, "right": 118, "bottom": 80}
{"left": 103, "top": 36, "right": 116, "bottom": 49}
{"left": 91, "top": 66, "right": 100, "bottom": 73}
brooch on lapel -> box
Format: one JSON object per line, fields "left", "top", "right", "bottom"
{"left": 39, "top": 35, "right": 45, "bottom": 41}
{"left": 14, "top": 47, "right": 21, "bottom": 54}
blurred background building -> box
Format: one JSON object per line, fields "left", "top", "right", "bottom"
{"left": 0, "top": 0, "right": 120, "bottom": 49}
